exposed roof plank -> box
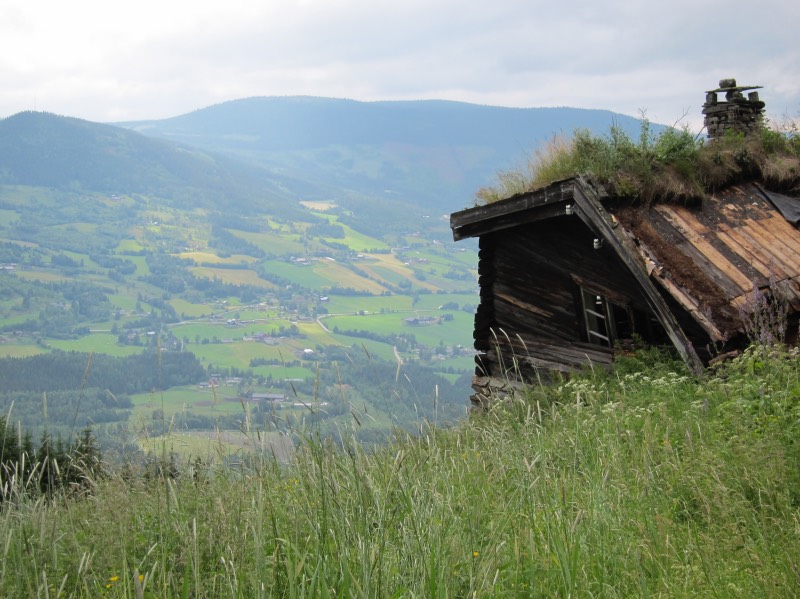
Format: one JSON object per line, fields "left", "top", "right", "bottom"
{"left": 773, "top": 277, "right": 800, "bottom": 312}
{"left": 572, "top": 178, "right": 705, "bottom": 375}
{"left": 740, "top": 218, "right": 800, "bottom": 278}
{"left": 656, "top": 205, "right": 755, "bottom": 293}
{"left": 758, "top": 210, "right": 800, "bottom": 254}
{"left": 651, "top": 272, "right": 729, "bottom": 341}
{"left": 715, "top": 225, "right": 782, "bottom": 281}
{"left": 647, "top": 208, "right": 744, "bottom": 300}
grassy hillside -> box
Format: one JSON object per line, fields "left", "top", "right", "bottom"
{"left": 1, "top": 345, "right": 798, "bottom": 596}
{"left": 0, "top": 111, "right": 305, "bottom": 217}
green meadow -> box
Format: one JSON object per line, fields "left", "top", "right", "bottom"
{"left": 0, "top": 344, "right": 46, "bottom": 358}
{"left": 230, "top": 229, "right": 306, "bottom": 255}
{"left": 131, "top": 386, "right": 245, "bottom": 419}
{"left": 322, "top": 294, "right": 413, "bottom": 314}
{"left": 0, "top": 208, "right": 19, "bottom": 226}
{"left": 48, "top": 335, "right": 147, "bottom": 357}
{"left": 188, "top": 266, "right": 276, "bottom": 288}
{"left": 169, "top": 297, "right": 213, "bottom": 318}
{"left": 138, "top": 429, "right": 294, "bottom": 462}
{"left": 3, "top": 346, "right": 799, "bottom": 596}
{"left": 321, "top": 220, "right": 390, "bottom": 252}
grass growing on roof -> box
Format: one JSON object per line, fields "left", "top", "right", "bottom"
{"left": 476, "top": 116, "right": 800, "bottom": 205}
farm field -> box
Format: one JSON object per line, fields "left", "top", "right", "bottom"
{"left": 0, "top": 344, "right": 46, "bottom": 358}
{"left": 0, "top": 180, "right": 479, "bottom": 445}
{"left": 138, "top": 429, "right": 295, "bottom": 462}
{"left": 48, "top": 334, "right": 147, "bottom": 357}
{"left": 230, "top": 229, "right": 306, "bottom": 255}
{"left": 189, "top": 266, "right": 276, "bottom": 288}
{"left": 131, "top": 386, "right": 245, "bottom": 419}
{"left": 178, "top": 251, "right": 258, "bottom": 265}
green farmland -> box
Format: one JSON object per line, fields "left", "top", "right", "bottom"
{"left": 0, "top": 181, "right": 478, "bottom": 447}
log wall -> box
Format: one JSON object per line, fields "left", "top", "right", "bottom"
{"left": 470, "top": 214, "right": 653, "bottom": 407}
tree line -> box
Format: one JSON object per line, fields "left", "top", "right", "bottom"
{"left": 0, "top": 418, "right": 103, "bottom": 501}
{"left": 0, "top": 350, "right": 205, "bottom": 395}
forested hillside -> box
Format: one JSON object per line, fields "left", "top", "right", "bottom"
{"left": 0, "top": 111, "right": 305, "bottom": 218}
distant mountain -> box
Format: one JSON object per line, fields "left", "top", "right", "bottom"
{"left": 119, "top": 97, "right": 651, "bottom": 211}
{"left": 0, "top": 111, "right": 310, "bottom": 218}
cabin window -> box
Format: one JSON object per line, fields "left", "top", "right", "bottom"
{"left": 579, "top": 288, "right": 633, "bottom": 347}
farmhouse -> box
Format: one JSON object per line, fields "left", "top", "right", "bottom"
{"left": 451, "top": 80, "right": 800, "bottom": 409}
{"left": 403, "top": 315, "right": 441, "bottom": 326}
{"left": 252, "top": 393, "right": 287, "bottom": 403}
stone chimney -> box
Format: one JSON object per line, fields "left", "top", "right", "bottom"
{"left": 702, "top": 78, "right": 765, "bottom": 139}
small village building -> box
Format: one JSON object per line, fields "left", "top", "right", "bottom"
{"left": 450, "top": 80, "right": 800, "bottom": 409}
{"left": 403, "top": 315, "right": 441, "bottom": 326}
{"left": 252, "top": 393, "right": 287, "bottom": 403}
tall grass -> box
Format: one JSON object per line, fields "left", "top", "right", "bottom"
{"left": 476, "top": 116, "right": 800, "bottom": 205}
{"left": 0, "top": 345, "right": 798, "bottom": 596}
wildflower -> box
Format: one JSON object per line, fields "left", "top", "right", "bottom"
{"left": 472, "top": 551, "right": 479, "bottom": 558}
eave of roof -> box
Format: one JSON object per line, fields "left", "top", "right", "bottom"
{"left": 450, "top": 177, "right": 580, "bottom": 241}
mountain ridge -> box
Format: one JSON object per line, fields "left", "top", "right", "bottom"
{"left": 0, "top": 110, "right": 311, "bottom": 218}
{"left": 116, "top": 96, "right": 651, "bottom": 211}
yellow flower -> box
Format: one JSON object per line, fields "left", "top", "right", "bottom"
{"left": 472, "top": 551, "right": 479, "bottom": 558}
{"left": 109, "top": 576, "right": 119, "bottom": 582}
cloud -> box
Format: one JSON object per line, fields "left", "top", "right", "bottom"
{"left": 0, "top": 0, "right": 798, "bottom": 128}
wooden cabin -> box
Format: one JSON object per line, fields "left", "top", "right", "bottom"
{"left": 450, "top": 175, "right": 800, "bottom": 408}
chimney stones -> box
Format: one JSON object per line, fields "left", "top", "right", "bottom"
{"left": 702, "top": 78, "right": 765, "bottom": 139}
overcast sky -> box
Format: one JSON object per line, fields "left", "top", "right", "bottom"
{"left": 2, "top": 0, "right": 798, "bottom": 131}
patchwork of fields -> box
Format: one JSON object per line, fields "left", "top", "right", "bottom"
{"left": 0, "top": 189, "right": 477, "bottom": 454}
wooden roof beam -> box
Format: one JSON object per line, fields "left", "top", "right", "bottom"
{"left": 572, "top": 176, "right": 706, "bottom": 376}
